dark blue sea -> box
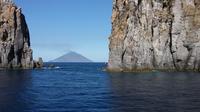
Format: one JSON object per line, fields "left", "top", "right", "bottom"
{"left": 0, "top": 63, "right": 200, "bottom": 112}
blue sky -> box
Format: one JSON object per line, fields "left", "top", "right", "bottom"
{"left": 14, "top": 0, "right": 112, "bottom": 62}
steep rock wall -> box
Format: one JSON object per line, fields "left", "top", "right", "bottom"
{"left": 0, "top": 0, "right": 33, "bottom": 69}
{"left": 108, "top": 0, "right": 200, "bottom": 71}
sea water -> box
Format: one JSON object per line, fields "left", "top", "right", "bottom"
{"left": 0, "top": 63, "right": 200, "bottom": 112}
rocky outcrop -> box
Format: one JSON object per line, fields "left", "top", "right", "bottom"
{"left": 108, "top": 0, "right": 200, "bottom": 72}
{"left": 33, "top": 57, "right": 43, "bottom": 68}
{"left": 0, "top": 0, "right": 33, "bottom": 69}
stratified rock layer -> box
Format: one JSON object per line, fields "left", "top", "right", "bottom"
{"left": 0, "top": 0, "right": 33, "bottom": 69}
{"left": 108, "top": 0, "right": 200, "bottom": 71}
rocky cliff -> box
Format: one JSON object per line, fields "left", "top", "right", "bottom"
{"left": 0, "top": 0, "right": 33, "bottom": 69}
{"left": 108, "top": 0, "right": 200, "bottom": 72}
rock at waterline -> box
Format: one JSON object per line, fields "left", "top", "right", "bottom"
{"left": 108, "top": 0, "right": 200, "bottom": 72}
{"left": 34, "top": 57, "right": 43, "bottom": 68}
{"left": 0, "top": 0, "right": 33, "bottom": 69}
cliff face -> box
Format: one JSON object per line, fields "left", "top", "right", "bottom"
{"left": 0, "top": 0, "right": 33, "bottom": 69}
{"left": 108, "top": 0, "right": 200, "bottom": 71}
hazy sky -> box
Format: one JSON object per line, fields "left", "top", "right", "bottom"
{"left": 14, "top": 0, "right": 112, "bottom": 62}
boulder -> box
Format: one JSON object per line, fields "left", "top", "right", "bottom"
{"left": 34, "top": 57, "right": 43, "bottom": 68}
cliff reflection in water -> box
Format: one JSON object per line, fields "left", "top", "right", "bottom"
{"left": 108, "top": 72, "right": 200, "bottom": 112}
{"left": 0, "top": 70, "right": 32, "bottom": 111}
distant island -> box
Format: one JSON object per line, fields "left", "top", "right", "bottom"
{"left": 51, "top": 51, "right": 92, "bottom": 63}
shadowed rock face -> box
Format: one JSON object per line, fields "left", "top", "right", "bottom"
{"left": 0, "top": 0, "right": 33, "bottom": 69}
{"left": 108, "top": 0, "right": 200, "bottom": 72}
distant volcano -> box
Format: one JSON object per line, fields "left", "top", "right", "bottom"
{"left": 51, "top": 51, "right": 92, "bottom": 62}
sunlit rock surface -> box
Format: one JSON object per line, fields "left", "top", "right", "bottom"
{"left": 108, "top": 0, "right": 200, "bottom": 72}
{"left": 0, "top": 0, "right": 33, "bottom": 69}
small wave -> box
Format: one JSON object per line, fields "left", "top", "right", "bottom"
{"left": 42, "top": 66, "right": 61, "bottom": 70}
{"left": 55, "top": 66, "right": 61, "bottom": 69}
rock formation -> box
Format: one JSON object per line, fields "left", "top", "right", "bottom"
{"left": 34, "top": 57, "right": 43, "bottom": 68}
{"left": 108, "top": 0, "right": 200, "bottom": 72}
{"left": 0, "top": 0, "right": 33, "bottom": 69}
